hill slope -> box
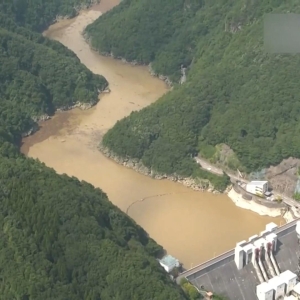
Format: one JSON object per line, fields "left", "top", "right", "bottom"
{"left": 86, "top": 0, "right": 300, "bottom": 182}
{"left": 0, "top": 0, "right": 98, "bottom": 31}
{"left": 0, "top": 155, "right": 186, "bottom": 299}
{"left": 0, "top": 4, "right": 188, "bottom": 300}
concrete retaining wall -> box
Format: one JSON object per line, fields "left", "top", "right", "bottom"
{"left": 233, "top": 184, "right": 285, "bottom": 208}
{"left": 253, "top": 197, "right": 286, "bottom": 208}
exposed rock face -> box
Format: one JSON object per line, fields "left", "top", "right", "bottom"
{"left": 148, "top": 63, "right": 172, "bottom": 87}
{"left": 99, "top": 143, "right": 224, "bottom": 193}
{"left": 102, "top": 88, "right": 111, "bottom": 93}
{"left": 32, "top": 114, "right": 51, "bottom": 122}
{"left": 265, "top": 157, "right": 300, "bottom": 197}
{"left": 56, "top": 101, "right": 95, "bottom": 112}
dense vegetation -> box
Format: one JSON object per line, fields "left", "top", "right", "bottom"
{"left": 0, "top": 13, "right": 107, "bottom": 135}
{"left": 86, "top": 0, "right": 300, "bottom": 185}
{"left": 180, "top": 278, "right": 228, "bottom": 300}
{"left": 0, "top": 3, "right": 188, "bottom": 299}
{"left": 0, "top": 0, "right": 98, "bottom": 31}
{"left": 0, "top": 156, "right": 187, "bottom": 299}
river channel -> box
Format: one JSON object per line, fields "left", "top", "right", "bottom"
{"left": 21, "top": 3, "right": 283, "bottom": 268}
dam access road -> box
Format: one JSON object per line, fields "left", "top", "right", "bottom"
{"left": 21, "top": 1, "right": 282, "bottom": 268}
{"left": 196, "top": 156, "right": 300, "bottom": 218}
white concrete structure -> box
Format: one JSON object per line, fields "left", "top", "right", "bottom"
{"left": 237, "top": 240, "right": 247, "bottom": 247}
{"left": 261, "top": 229, "right": 271, "bottom": 237}
{"left": 284, "top": 296, "right": 297, "bottom": 300}
{"left": 256, "top": 282, "right": 274, "bottom": 300}
{"left": 265, "top": 232, "right": 278, "bottom": 252}
{"left": 234, "top": 244, "right": 244, "bottom": 270}
{"left": 280, "top": 270, "right": 297, "bottom": 294}
{"left": 159, "top": 255, "right": 180, "bottom": 273}
{"left": 234, "top": 223, "right": 279, "bottom": 270}
{"left": 249, "top": 234, "right": 259, "bottom": 243}
{"left": 296, "top": 220, "right": 300, "bottom": 240}
{"left": 292, "top": 282, "right": 300, "bottom": 297}
{"left": 243, "top": 243, "right": 254, "bottom": 265}
{"left": 268, "top": 276, "right": 286, "bottom": 299}
{"left": 266, "top": 222, "right": 278, "bottom": 232}
{"left": 246, "top": 181, "right": 268, "bottom": 197}
{"left": 254, "top": 237, "right": 267, "bottom": 249}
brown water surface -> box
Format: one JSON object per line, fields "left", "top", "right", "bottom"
{"left": 21, "top": 4, "right": 283, "bottom": 268}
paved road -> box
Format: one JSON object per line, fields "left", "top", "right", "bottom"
{"left": 274, "top": 192, "right": 300, "bottom": 217}
{"left": 194, "top": 156, "right": 300, "bottom": 216}
{"left": 194, "top": 157, "right": 244, "bottom": 182}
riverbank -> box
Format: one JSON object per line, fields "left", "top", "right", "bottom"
{"left": 83, "top": 38, "right": 174, "bottom": 87}
{"left": 98, "top": 144, "right": 295, "bottom": 224}
{"left": 22, "top": 6, "right": 283, "bottom": 267}
{"left": 99, "top": 143, "right": 228, "bottom": 193}
{"left": 21, "top": 90, "right": 109, "bottom": 138}
{"left": 228, "top": 188, "right": 293, "bottom": 223}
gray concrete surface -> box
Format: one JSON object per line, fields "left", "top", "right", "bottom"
{"left": 188, "top": 228, "right": 300, "bottom": 300}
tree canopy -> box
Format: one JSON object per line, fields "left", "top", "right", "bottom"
{"left": 86, "top": 0, "right": 300, "bottom": 185}
{"left": 0, "top": 2, "right": 188, "bottom": 299}
{"left": 0, "top": 0, "right": 98, "bottom": 31}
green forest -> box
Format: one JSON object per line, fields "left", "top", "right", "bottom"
{"left": 86, "top": 0, "right": 300, "bottom": 188}
{"left": 0, "top": 1, "right": 189, "bottom": 299}
{"left": 0, "top": 0, "right": 99, "bottom": 31}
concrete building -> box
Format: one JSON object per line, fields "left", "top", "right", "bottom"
{"left": 268, "top": 276, "right": 286, "bottom": 299}
{"left": 159, "top": 255, "right": 180, "bottom": 273}
{"left": 246, "top": 181, "right": 269, "bottom": 197}
{"left": 280, "top": 270, "right": 298, "bottom": 294}
{"left": 256, "top": 282, "right": 274, "bottom": 300}
{"left": 256, "top": 272, "right": 298, "bottom": 300}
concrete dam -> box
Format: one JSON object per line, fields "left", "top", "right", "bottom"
{"left": 177, "top": 219, "right": 300, "bottom": 300}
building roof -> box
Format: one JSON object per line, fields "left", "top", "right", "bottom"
{"left": 266, "top": 222, "right": 278, "bottom": 232}
{"left": 247, "top": 181, "right": 268, "bottom": 186}
{"left": 159, "top": 255, "right": 180, "bottom": 269}
{"left": 243, "top": 243, "right": 253, "bottom": 252}
{"left": 268, "top": 275, "right": 284, "bottom": 287}
{"left": 257, "top": 282, "right": 272, "bottom": 292}
{"left": 254, "top": 237, "right": 266, "bottom": 247}
{"left": 265, "top": 232, "right": 277, "bottom": 240}
{"left": 280, "top": 270, "right": 297, "bottom": 281}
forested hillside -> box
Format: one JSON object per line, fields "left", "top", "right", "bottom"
{"left": 0, "top": 0, "right": 98, "bottom": 31}
{"left": 0, "top": 156, "right": 187, "bottom": 299}
{"left": 0, "top": 2, "right": 188, "bottom": 299}
{"left": 86, "top": 0, "right": 300, "bottom": 181}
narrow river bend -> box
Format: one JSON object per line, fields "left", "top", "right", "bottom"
{"left": 21, "top": 5, "right": 282, "bottom": 268}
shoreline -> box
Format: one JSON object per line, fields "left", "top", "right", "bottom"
{"left": 83, "top": 34, "right": 174, "bottom": 87}
{"left": 99, "top": 144, "right": 229, "bottom": 193}
{"left": 21, "top": 88, "right": 109, "bottom": 138}
{"left": 27, "top": 6, "right": 288, "bottom": 224}
{"left": 20, "top": 0, "right": 283, "bottom": 269}
{"left": 99, "top": 144, "right": 296, "bottom": 223}
{"left": 228, "top": 188, "right": 293, "bottom": 223}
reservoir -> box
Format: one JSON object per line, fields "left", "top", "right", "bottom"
{"left": 21, "top": 3, "right": 283, "bottom": 268}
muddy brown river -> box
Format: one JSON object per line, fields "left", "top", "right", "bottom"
{"left": 21, "top": 5, "right": 283, "bottom": 268}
